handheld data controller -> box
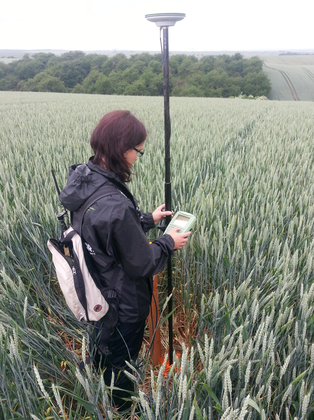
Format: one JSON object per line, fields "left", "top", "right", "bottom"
{"left": 164, "top": 211, "right": 196, "bottom": 235}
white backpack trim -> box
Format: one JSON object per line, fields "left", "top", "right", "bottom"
{"left": 47, "top": 227, "right": 109, "bottom": 322}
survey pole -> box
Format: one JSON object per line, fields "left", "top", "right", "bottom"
{"left": 145, "top": 13, "right": 185, "bottom": 365}
{"left": 162, "top": 26, "right": 174, "bottom": 364}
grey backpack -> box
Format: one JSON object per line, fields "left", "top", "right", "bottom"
{"left": 47, "top": 185, "right": 119, "bottom": 323}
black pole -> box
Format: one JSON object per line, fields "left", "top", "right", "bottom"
{"left": 162, "top": 26, "right": 173, "bottom": 365}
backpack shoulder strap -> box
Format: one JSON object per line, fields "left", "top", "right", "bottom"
{"left": 101, "top": 176, "right": 138, "bottom": 210}
{"left": 69, "top": 184, "right": 122, "bottom": 297}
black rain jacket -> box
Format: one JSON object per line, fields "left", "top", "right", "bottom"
{"left": 59, "top": 157, "right": 174, "bottom": 323}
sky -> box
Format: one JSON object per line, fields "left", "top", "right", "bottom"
{"left": 1, "top": 0, "right": 313, "bottom": 53}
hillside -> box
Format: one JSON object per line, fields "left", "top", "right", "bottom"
{"left": 263, "top": 55, "right": 314, "bottom": 101}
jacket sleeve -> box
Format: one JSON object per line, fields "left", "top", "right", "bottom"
{"left": 111, "top": 202, "right": 174, "bottom": 279}
{"left": 140, "top": 212, "right": 155, "bottom": 233}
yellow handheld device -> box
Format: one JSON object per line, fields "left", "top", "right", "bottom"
{"left": 164, "top": 211, "right": 196, "bottom": 235}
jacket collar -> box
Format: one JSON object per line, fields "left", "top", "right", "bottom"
{"left": 87, "top": 156, "right": 132, "bottom": 195}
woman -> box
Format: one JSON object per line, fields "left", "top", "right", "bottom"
{"left": 60, "top": 110, "right": 191, "bottom": 410}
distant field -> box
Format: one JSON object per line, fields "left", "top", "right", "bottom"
{"left": 263, "top": 55, "right": 314, "bottom": 101}
{"left": 0, "top": 57, "right": 18, "bottom": 64}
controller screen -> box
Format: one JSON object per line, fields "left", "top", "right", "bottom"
{"left": 173, "top": 215, "right": 190, "bottom": 228}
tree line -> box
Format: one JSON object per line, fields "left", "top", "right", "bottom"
{"left": 0, "top": 51, "right": 271, "bottom": 98}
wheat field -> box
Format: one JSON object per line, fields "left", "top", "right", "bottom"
{"left": 0, "top": 91, "right": 314, "bottom": 419}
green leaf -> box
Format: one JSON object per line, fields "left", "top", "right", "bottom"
{"left": 242, "top": 319, "right": 247, "bottom": 342}
{"left": 56, "top": 387, "right": 95, "bottom": 412}
{"left": 225, "top": 304, "right": 231, "bottom": 334}
{"left": 247, "top": 397, "right": 261, "bottom": 414}
{"left": 156, "top": 307, "right": 176, "bottom": 328}
{"left": 203, "top": 383, "right": 220, "bottom": 407}
{"left": 0, "top": 250, "right": 5, "bottom": 265}
{"left": 224, "top": 254, "right": 230, "bottom": 267}
{"left": 291, "top": 368, "right": 309, "bottom": 386}
{"left": 182, "top": 399, "right": 190, "bottom": 420}
{"left": 279, "top": 317, "right": 295, "bottom": 333}
{"left": 195, "top": 402, "right": 204, "bottom": 420}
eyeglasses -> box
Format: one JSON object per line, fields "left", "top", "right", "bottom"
{"left": 133, "top": 147, "right": 144, "bottom": 157}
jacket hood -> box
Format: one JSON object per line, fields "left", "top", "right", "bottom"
{"left": 59, "top": 157, "right": 126, "bottom": 212}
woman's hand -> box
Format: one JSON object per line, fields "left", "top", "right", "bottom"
{"left": 167, "top": 227, "right": 191, "bottom": 250}
{"left": 152, "top": 204, "right": 173, "bottom": 224}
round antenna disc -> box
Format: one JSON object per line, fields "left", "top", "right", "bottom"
{"left": 145, "top": 13, "right": 185, "bottom": 27}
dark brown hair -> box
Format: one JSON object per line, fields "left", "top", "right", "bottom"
{"left": 90, "top": 110, "right": 147, "bottom": 183}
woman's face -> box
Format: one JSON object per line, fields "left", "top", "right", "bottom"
{"left": 124, "top": 141, "right": 145, "bottom": 167}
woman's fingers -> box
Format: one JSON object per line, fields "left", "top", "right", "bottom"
{"left": 152, "top": 204, "right": 173, "bottom": 223}
{"left": 167, "top": 228, "right": 191, "bottom": 249}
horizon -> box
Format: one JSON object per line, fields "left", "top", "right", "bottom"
{"left": 2, "top": 48, "right": 314, "bottom": 57}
